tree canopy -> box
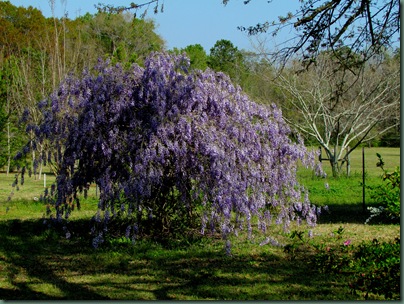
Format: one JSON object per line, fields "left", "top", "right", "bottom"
{"left": 208, "top": 39, "right": 246, "bottom": 82}
{"left": 173, "top": 44, "right": 209, "bottom": 70}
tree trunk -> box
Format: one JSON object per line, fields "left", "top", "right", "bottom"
{"left": 6, "top": 121, "right": 11, "bottom": 176}
{"left": 330, "top": 156, "right": 341, "bottom": 178}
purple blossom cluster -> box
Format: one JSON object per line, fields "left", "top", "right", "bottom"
{"left": 23, "top": 52, "right": 323, "bottom": 245}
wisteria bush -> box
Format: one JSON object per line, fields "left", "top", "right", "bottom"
{"left": 20, "top": 52, "right": 322, "bottom": 247}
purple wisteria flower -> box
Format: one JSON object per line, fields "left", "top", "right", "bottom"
{"left": 21, "top": 52, "right": 323, "bottom": 246}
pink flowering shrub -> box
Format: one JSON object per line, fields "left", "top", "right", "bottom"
{"left": 20, "top": 52, "right": 322, "bottom": 246}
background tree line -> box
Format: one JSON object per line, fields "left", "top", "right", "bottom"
{"left": 0, "top": 1, "right": 400, "bottom": 178}
{"left": 0, "top": 1, "right": 164, "bottom": 174}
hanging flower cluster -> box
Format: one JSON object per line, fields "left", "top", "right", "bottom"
{"left": 22, "top": 52, "right": 322, "bottom": 245}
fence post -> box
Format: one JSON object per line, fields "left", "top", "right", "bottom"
{"left": 362, "top": 147, "right": 366, "bottom": 212}
{"left": 319, "top": 146, "right": 322, "bottom": 163}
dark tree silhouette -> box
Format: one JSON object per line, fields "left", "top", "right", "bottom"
{"left": 96, "top": 0, "right": 163, "bottom": 18}
{"left": 223, "top": 0, "right": 400, "bottom": 68}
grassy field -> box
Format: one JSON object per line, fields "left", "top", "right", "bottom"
{"left": 0, "top": 147, "right": 400, "bottom": 300}
{"left": 299, "top": 147, "right": 400, "bottom": 223}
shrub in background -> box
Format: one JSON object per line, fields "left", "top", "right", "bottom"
{"left": 365, "top": 153, "right": 400, "bottom": 224}
{"left": 379, "top": 131, "right": 400, "bottom": 147}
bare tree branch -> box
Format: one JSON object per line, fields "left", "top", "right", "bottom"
{"left": 227, "top": 0, "right": 400, "bottom": 69}
{"left": 96, "top": 0, "right": 163, "bottom": 16}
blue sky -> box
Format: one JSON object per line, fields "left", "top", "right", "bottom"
{"left": 8, "top": 0, "right": 300, "bottom": 53}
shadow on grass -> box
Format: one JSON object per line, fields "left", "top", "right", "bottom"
{"left": 0, "top": 218, "right": 357, "bottom": 300}
{"left": 318, "top": 203, "right": 369, "bottom": 224}
{"left": 0, "top": 219, "right": 109, "bottom": 300}
{"left": 318, "top": 202, "right": 399, "bottom": 225}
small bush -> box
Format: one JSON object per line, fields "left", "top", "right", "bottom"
{"left": 366, "top": 153, "right": 400, "bottom": 224}
{"left": 284, "top": 228, "right": 400, "bottom": 300}
{"left": 349, "top": 238, "right": 400, "bottom": 300}
{"left": 313, "top": 237, "right": 400, "bottom": 300}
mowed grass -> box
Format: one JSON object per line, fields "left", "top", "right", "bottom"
{"left": 0, "top": 147, "right": 400, "bottom": 300}
{"left": 299, "top": 147, "right": 400, "bottom": 223}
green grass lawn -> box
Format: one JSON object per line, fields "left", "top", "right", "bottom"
{"left": 299, "top": 147, "right": 400, "bottom": 222}
{"left": 0, "top": 147, "right": 400, "bottom": 300}
{"left": 0, "top": 216, "right": 399, "bottom": 300}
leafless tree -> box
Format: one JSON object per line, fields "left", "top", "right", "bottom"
{"left": 275, "top": 51, "right": 400, "bottom": 176}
